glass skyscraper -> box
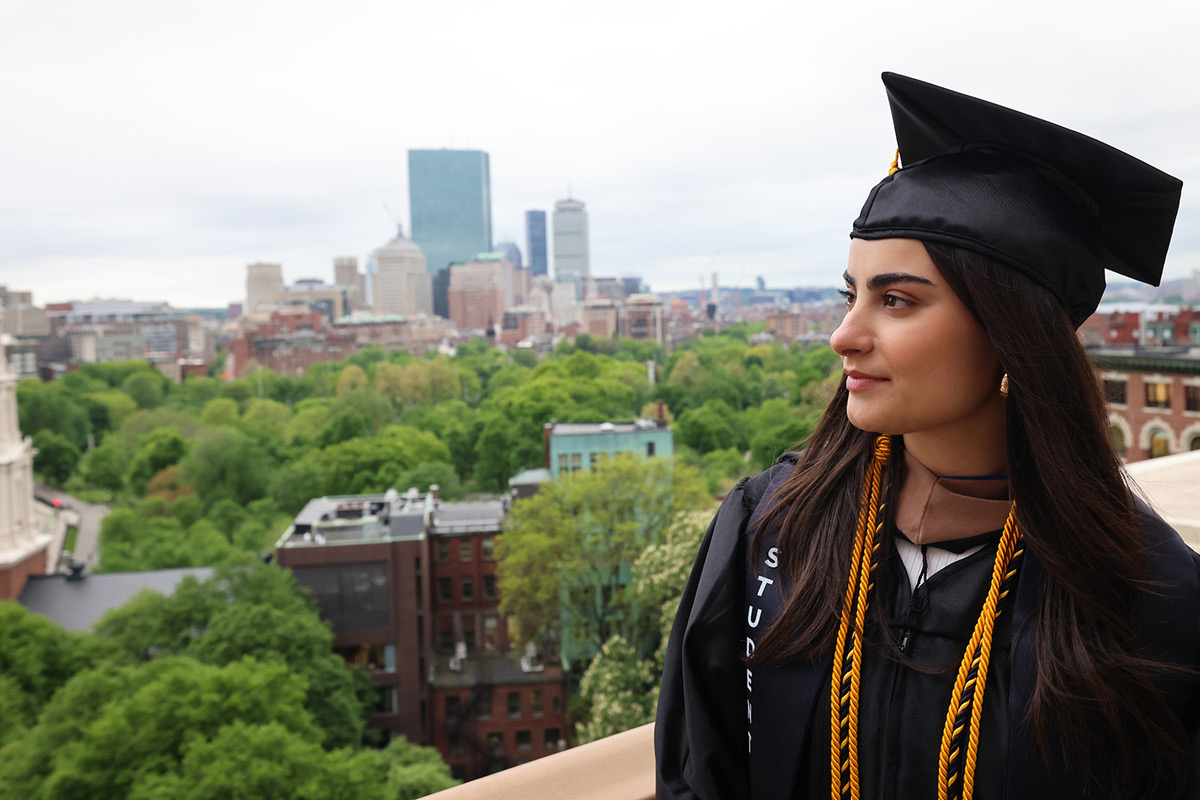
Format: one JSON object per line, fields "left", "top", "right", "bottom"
{"left": 525, "top": 209, "right": 548, "bottom": 276}
{"left": 407, "top": 149, "right": 493, "bottom": 279}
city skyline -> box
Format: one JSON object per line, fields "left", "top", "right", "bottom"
{"left": 4, "top": 0, "right": 1200, "bottom": 308}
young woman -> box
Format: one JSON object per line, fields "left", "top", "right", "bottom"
{"left": 656, "top": 74, "right": 1199, "bottom": 800}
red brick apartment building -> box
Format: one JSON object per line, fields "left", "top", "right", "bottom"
{"left": 1092, "top": 349, "right": 1200, "bottom": 461}
{"left": 275, "top": 488, "right": 568, "bottom": 782}
{"left": 230, "top": 311, "right": 355, "bottom": 378}
{"left": 1080, "top": 305, "right": 1200, "bottom": 462}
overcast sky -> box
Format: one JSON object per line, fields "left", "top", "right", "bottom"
{"left": 3, "top": 0, "right": 1200, "bottom": 308}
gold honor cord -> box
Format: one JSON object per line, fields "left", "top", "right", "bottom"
{"left": 830, "top": 435, "right": 1025, "bottom": 800}
{"left": 831, "top": 435, "right": 891, "bottom": 800}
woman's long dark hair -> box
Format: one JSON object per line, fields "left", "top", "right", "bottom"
{"left": 746, "top": 242, "right": 1191, "bottom": 798}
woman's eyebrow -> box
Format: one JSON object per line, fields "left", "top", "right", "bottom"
{"left": 865, "top": 272, "right": 935, "bottom": 291}
{"left": 841, "top": 270, "right": 935, "bottom": 290}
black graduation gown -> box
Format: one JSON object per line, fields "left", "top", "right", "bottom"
{"left": 655, "top": 458, "right": 1200, "bottom": 800}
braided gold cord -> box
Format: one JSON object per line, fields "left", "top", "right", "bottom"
{"left": 830, "top": 436, "right": 891, "bottom": 800}
{"left": 937, "top": 505, "right": 1023, "bottom": 800}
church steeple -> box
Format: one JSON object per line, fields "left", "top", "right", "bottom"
{"left": 0, "top": 330, "right": 50, "bottom": 600}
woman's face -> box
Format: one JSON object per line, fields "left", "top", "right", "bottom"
{"left": 829, "top": 238, "right": 1005, "bottom": 442}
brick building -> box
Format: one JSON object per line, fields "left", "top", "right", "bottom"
{"left": 230, "top": 310, "right": 356, "bottom": 378}
{"left": 498, "top": 307, "right": 545, "bottom": 348}
{"left": 333, "top": 314, "right": 453, "bottom": 357}
{"left": 1092, "top": 347, "right": 1200, "bottom": 461}
{"left": 275, "top": 489, "right": 568, "bottom": 782}
{"left": 447, "top": 255, "right": 515, "bottom": 334}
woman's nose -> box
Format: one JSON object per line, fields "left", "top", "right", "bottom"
{"left": 829, "top": 306, "right": 868, "bottom": 357}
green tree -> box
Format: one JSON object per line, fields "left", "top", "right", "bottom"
{"left": 575, "top": 635, "right": 657, "bottom": 744}
{"left": 269, "top": 458, "right": 330, "bottom": 514}
{"left": 336, "top": 364, "right": 368, "bottom": 396}
{"left": 199, "top": 397, "right": 240, "bottom": 427}
{"left": 497, "top": 457, "right": 710, "bottom": 658}
{"left": 121, "top": 371, "right": 165, "bottom": 409}
{"left": 32, "top": 430, "right": 82, "bottom": 485}
{"left": 317, "top": 425, "right": 450, "bottom": 495}
{"left": 181, "top": 427, "right": 272, "bottom": 508}
{"left": 126, "top": 427, "right": 188, "bottom": 495}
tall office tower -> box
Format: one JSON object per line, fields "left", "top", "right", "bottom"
{"left": 333, "top": 257, "right": 366, "bottom": 313}
{"left": 552, "top": 199, "right": 589, "bottom": 298}
{"left": 494, "top": 241, "right": 522, "bottom": 269}
{"left": 373, "top": 226, "right": 433, "bottom": 318}
{"left": 525, "top": 210, "right": 548, "bottom": 276}
{"left": 246, "top": 263, "right": 284, "bottom": 313}
{"left": 408, "top": 149, "right": 492, "bottom": 274}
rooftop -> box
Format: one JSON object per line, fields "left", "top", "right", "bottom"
{"left": 548, "top": 420, "right": 668, "bottom": 435}
{"left": 429, "top": 651, "right": 564, "bottom": 689}
{"left": 19, "top": 567, "right": 214, "bottom": 631}
{"left": 1126, "top": 449, "right": 1200, "bottom": 548}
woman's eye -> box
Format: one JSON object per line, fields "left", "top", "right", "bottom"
{"left": 883, "top": 294, "right": 913, "bottom": 309}
{"left": 838, "top": 289, "right": 855, "bottom": 306}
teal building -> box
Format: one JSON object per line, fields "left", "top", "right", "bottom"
{"left": 544, "top": 420, "right": 673, "bottom": 479}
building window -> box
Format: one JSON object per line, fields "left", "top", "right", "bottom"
{"left": 531, "top": 689, "right": 544, "bottom": 717}
{"left": 1191, "top": 435, "right": 1200, "bottom": 451}
{"left": 445, "top": 695, "right": 461, "bottom": 720}
{"left": 1103, "top": 379, "right": 1127, "bottom": 406}
{"left": 459, "top": 539, "right": 473, "bottom": 562}
{"left": 1146, "top": 381, "right": 1172, "bottom": 409}
{"left": 553, "top": 696, "right": 562, "bottom": 713}
{"left": 375, "top": 686, "right": 398, "bottom": 715}
{"left": 545, "top": 728, "right": 561, "bottom": 750}
{"left": 508, "top": 691, "right": 521, "bottom": 718}
{"left": 589, "top": 452, "right": 598, "bottom": 470}
{"left": 482, "top": 537, "right": 495, "bottom": 560}
{"left": 475, "top": 687, "right": 492, "bottom": 719}
{"left": 1150, "top": 429, "right": 1172, "bottom": 459}
{"left": 437, "top": 539, "right": 450, "bottom": 562}
{"left": 451, "top": 736, "right": 464, "bottom": 758}
{"left": 1191, "top": 322, "right": 1200, "bottom": 345}
{"left": 439, "top": 628, "right": 453, "bottom": 652}
{"left": 557, "top": 453, "right": 568, "bottom": 476}
{"left": 461, "top": 577, "right": 474, "bottom": 601}
{"left": 483, "top": 574, "right": 496, "bottom": 600}
{"left": 1111, "top": 426, "right": 1127, "bottom": 459}
{"left": 484, "top": 614, "right": 498, "bottom": 651}
{"left": 570, "top": 453, "right": 582, "bottom": 473}
{"left": 647, "top": 441, "right": 656, "bottom": 457}
{"left": 516, "top": 730, "right": 532, "bottom": 752}
{"left": 438, "top": 577, "right": 452, "bottom": 602}
{"left": 1187, "top": 385, "right": 1200, "bottom": 412}
{"left": 486, "top": 731, "right": 503, "bottom": 755}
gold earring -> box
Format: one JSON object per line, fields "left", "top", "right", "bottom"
{"left": 1000, "top": 374, "right": 1010, "bottom": 398}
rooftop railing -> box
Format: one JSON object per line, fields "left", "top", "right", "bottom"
{"left": 421, "top": 722, "right": 655, "bottom": 800}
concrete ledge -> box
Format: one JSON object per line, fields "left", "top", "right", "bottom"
{"left": 421, "top": 722, "right": 655, "bottom": 800}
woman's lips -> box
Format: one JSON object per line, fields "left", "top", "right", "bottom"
{"left": 844, "top": 370, "right": 889, "bottom": 392}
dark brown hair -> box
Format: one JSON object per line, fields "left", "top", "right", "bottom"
{"left": 747, "top": 242, "right": 1191, "bottom": 798}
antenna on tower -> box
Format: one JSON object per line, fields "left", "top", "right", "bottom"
{"left": 382, "top": 203, "right": 402, "bottom": 234}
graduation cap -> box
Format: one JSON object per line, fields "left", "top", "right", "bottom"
{"left": 850, "top": 72, "right": 1183, "bottom": 325}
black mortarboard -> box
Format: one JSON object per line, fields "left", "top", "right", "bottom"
{"left": 850, "top": 72, "right": 1183, "bottom": 325}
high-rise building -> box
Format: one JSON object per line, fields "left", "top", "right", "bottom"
{"left": 408, "top": 149, "right": 493, "bottom": 278}
{"left": 552, "top": 199, "right": 589, "bottom": 298}
{"left": 447, "top": 254, "right": 515, "bottom": 334}
{"left": 373, "top": 227, "right": 433, "bottom": 318}
{"left": 246, "top": 263, "right": 284, "bottom": 313}
{"left": 494, "top": 241, "right": 523, "bottom": 270}
{"left": 334, "top": 257, "right": 366, "bottom": 313}
{"left": 525, "top": 211, "right": 548, "bottom": 276}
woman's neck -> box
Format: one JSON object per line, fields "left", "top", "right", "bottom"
{"left": 902, "top": 426, "right": 1008, "bottom": 481}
